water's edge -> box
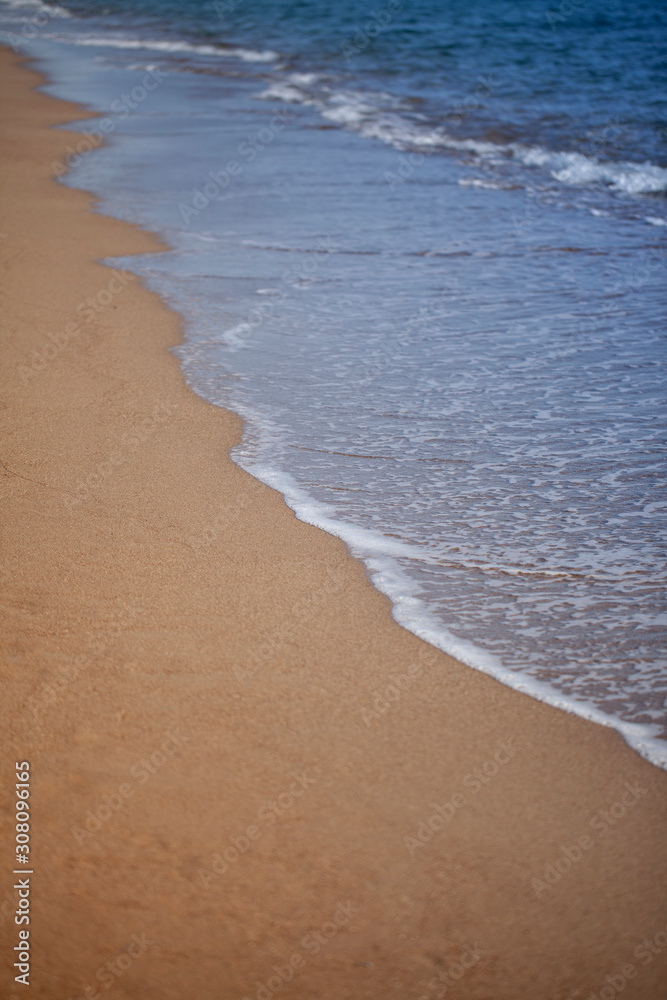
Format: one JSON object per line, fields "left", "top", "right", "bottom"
{"left": 224, "top": 441, "right": 667, "bottom": 771}
{"left": 98, "top": 198, "right": 667, "bottom": 774}
{"left": 26, "top": 41, "right": 667, "bottom": 773}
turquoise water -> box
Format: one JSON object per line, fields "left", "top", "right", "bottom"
{"left": 3, "top": 0, "right": 666, "bottom": 766}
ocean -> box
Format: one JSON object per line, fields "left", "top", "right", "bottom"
{"left": 3, "top": 0, "right": 666, "bottom": 767}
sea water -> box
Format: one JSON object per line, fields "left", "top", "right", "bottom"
{"left": 2, "top": 0, "right": 665, "bottom": 766}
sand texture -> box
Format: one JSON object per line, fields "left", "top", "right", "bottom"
{"left": 1, "top": 47, "right": 666, "bottom": 1000}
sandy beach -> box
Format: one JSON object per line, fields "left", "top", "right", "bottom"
{"left": 1, "top": 45, "right": 666, "bottom": 999}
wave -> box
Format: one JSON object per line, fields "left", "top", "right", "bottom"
{"left": 17, "top": 7, "right": 665, "bottom": 198}
{"left": 443, "top": 137, "right": 667, "bottom": 195}
{"left": 258, "top": 75, "right": 667, "bottom": 197}
{"left": 458, "top": 177, "right": 507, "bottom": 190}
{"left": 45, "top": 31, "right": 278, "bottom": 62}
{"left": 510, "top": 145, "right": 667, "bottom": 196}
{"left": 231, "top": 429, "right": 667, "bottom": 772}
{"left": 0, "top": 0, "right": 70, "bottom": 16}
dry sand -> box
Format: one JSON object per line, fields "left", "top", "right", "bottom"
{"left": 1, "top": 46, "right": 666, "bottom": 1000}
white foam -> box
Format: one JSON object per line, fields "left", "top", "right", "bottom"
{"left": 459, "top": 177, "right": 506, "bottom": 190}
{"left": 540, "top": 150, "right": 667, "bottom": 195}
{"left": 287, "top": 72, "right": 323, "bottom": 86}
{"left": 219, "top": 321, "right": 252, "bottom": 349}
{"left": 0, "top": 0, "right": 70, "bottom": 13}
{"left": 257, "top": 82, "right": 313, "bottom": 104}
{"left": 254, "top": 80, "right": 667, "bottom": 196}
{"left": 236, "top": 447, "right": 667, "bottom": 772}
{"left": 45, "top": 32, "right": 278, "bottom": 62}
{"left": 111, "top": 248, "right": 667, "bottom": 772}
{"left": 646, "top": 216, "right": 667, "bottom": 226}
{"left": 226, "top": 47, "right": 279, "bottom": 63}
{"left": 444, "top": 138, "right": 667, "bottom": 195}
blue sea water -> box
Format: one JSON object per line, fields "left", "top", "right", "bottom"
{"left": 2, "top": 0, "right": 666, "bottom": 766}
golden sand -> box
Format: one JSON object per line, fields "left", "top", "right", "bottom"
{"left": 1, "top": 47, "right": 666, "bottom": 999}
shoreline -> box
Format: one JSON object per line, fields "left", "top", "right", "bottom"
{"left": 22, "top": 26, "right": 667, "bottom": 770}
{"left": 1, "top": 45, "right": 667, "bottom": 1000}
{"left": 224, "top": 459, "right": 667, "bottom": 772}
